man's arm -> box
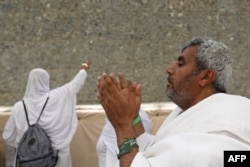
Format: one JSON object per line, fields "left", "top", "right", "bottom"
{"left": 97, "top": 73, "right": 142, "bottom": 167}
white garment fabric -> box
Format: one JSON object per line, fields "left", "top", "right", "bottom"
{"left": 131, "top": 93, "right": 250, "bottom": 167}
{"left": 96, "top": 109, "right": 152, "bottom": 167}
{"left": 2, "top": 68, "right": 87, "bottom": 167}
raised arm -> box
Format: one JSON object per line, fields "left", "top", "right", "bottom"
{"left": 97, "top": 73, "right": 142, "bottom": 167}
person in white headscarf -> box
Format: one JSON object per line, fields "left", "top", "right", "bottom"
{"left": 2, "top": 61, "right": 92, "bottom": 167}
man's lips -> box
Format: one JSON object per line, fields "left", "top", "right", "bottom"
{"left": 167, "top": 76, "right": 173, "bottom": 83}
{"left": 167, "top": 76, "right": 173, "bottom": 88}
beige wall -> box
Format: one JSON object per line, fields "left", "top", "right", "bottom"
{"left": 0, "top": 103, "right": 174, "bottom": 167}
{"left": 1, "top": 0, "right": 250, "bottom": 105}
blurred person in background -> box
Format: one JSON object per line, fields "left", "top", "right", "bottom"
{"left": 3, "top": 61, "right": 92, "bottom": 167}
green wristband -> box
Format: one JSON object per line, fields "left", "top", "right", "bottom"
{"left": 117, "top": 138, "right": 138, "bottom": 159}
{"left": 133, "top": 115, "right": 141, "bottom": 125}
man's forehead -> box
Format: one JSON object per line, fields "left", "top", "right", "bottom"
{"left": 181, "top": 45, "right": 198, "bottom": 59}
{"left": 178, "top": 45, "right": 198, "bottom": 62}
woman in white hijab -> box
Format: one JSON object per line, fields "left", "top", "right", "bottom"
{"left": 2, "top": 61, "right": 92, "bottom": 167}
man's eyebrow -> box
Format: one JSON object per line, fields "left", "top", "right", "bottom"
{"left": 177, "top": 55, "right": 185, "bottom": 62}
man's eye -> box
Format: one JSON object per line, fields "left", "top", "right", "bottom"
{"left": 178, "top": 61, "right": 184, "bottom": 66}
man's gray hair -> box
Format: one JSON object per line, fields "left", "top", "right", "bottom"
{"left": 182, "top": 37, "right": 232, "bottom": 93}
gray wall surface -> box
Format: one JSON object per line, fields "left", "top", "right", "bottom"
{"left": 1, "top": 0, "right": 250, "bottom": 106}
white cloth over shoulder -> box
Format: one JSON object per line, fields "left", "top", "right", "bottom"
{"left": 132, "top": 132, "right": 250, "bottom": 167}
{"left": 131, "top": 93, "right": 250, "bottom": 167}
{"left": 96, "top": 109, "right": 152, "bottom": 167}
{"left": 2, "top": 68, "right": 87, "bottom": 167}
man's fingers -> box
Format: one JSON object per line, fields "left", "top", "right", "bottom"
{"left": 135, "top": 84, "right": 142, "bottom": 105}
{"left": 97, "top": 75, "right": 113, "bottom": 115}
{"left": 109, "top": 73, "right": 121, "bottom": 91}
{"left": 127, "top": 82, "right": 142, "bottom": 113}
{"left": 135, "top": 84, "right": 142, "bottom": 98}
{"left": 97, "top": 75, "right": 110, "bottom": 101}
{"left": 128, "top": 83, "right": 137, "bottom": 103}
{"left": 118, "top": 73, "right": 128, "bottom": 90}
{"left": 102, "top": 73, "right": 122, "bottom": 97}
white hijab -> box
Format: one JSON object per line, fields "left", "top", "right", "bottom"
{"left": 24, "top": 68, "right": 50, "bottom": 103}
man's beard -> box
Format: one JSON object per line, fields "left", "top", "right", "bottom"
{"left": 166, "top": 87, "right": 191, "bottom": 109}
{"left": 166, "top": 71, "right": 198, "bottom": 109}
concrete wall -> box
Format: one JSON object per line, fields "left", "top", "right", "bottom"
{"left": 1, "top": 0, "right": 250, "bottom": 105}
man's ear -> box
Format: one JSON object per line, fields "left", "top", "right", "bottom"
{"left": 199, "top": 69, "right": 216, "bottom": 87}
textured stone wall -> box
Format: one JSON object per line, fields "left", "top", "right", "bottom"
{"left": 1, "top": 0, "right": 250, "bottom": 106}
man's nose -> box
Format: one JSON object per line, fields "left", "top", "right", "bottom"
{"left": 166, "top": 63, "right": 175, "bottom": 75}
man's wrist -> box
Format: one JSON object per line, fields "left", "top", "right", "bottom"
{"left": 133, "top": 121, "right": 145, "bottom": 138}
{"left": 117, "top": 138, "right": 138, "bottom": 159}
{"left": 133, "top": 115, "right": 141, "bottom": 125}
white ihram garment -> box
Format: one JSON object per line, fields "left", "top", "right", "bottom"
{"left": 131, "top": 93, "right": 250, "bottom": 167}
{"left": 3, "top": 68, "right": 87, "bottom": 167}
